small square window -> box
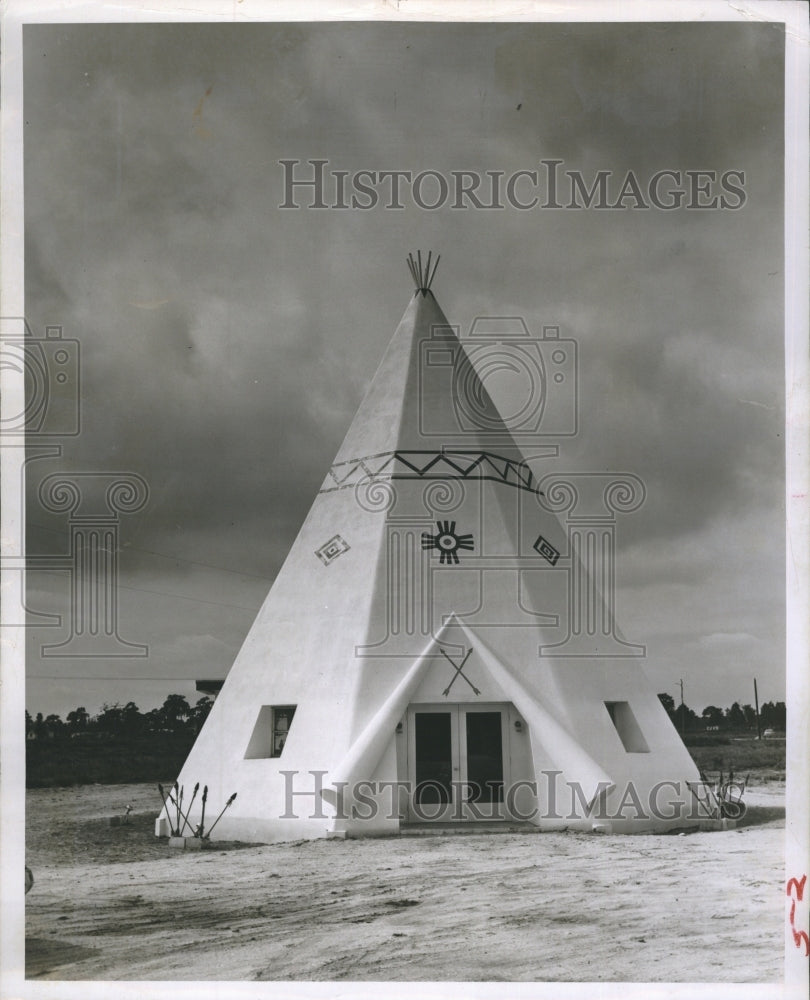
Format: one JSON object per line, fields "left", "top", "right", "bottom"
{"left": 604, "top": 701, "right": 650, "bottom": 753}
{"left": 271, "top": 706, "right": 295, "bottom": 757}
{"left": 245, "top": 705, "right": 297, "bottom": 759}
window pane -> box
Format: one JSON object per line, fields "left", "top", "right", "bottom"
{"left": 465, "top": 712, "right": 504, "bottom": 802}
{"left": 414, "top": 712, "right": 452, "bottom": 804}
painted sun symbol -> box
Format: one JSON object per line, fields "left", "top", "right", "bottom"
{"left": 421, "top": 520, "right": 474, "bottom": 565}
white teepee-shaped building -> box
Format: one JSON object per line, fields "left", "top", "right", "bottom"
{"left": 158, "top": 255, "right": 710, "bottom": 841}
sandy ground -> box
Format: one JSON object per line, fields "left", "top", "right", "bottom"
{"left": 24, "top": 782, "right": 785, "bottom": 982}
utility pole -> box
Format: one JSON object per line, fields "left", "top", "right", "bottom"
{"left": 753, "top": 677, "right": 761, "bottom": 740}
{"left": 679, "top": 678, "right": 685, "bottom": 737}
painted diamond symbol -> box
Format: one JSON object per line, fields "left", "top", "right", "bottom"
{"left": 533, "top": 534, "right": 560, "bottom": 566}
{"left": 315, "top": 534, "right": 350, "bottom": 566}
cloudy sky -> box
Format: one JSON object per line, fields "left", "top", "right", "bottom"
{"left": 21, "top": 19, "right": 785, "bottom": 719}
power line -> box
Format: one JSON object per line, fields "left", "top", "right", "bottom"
{"left": 26, "top": 521, "right": 275, "bottom": 582}
{"left": 120, "top": 543, "right": 275, "bottom": 583}
{"left": 28, "top": 675, "right": 216, "bottom": 681}
{"left": 24, "top": 568, "right": 262, "bottom": 613}
{"left": 115, "top": 582, "right": 260, "bottom": 613}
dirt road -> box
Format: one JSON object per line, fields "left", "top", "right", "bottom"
{"left": 24, "top": 782, "right": 785, "bottom": 982}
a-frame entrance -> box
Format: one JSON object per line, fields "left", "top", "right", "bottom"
{"left": 405, "top": 703, "right": 510, "bottom": 822}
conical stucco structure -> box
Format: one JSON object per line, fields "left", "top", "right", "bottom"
{"left": 158, "top": 262, "right": 710, "bottom": 842}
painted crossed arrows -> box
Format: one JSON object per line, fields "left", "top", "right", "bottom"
{"left": 440, "top": 646, "right": 480, "bottom": 697}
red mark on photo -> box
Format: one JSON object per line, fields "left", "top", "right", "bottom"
{"left": 786, "top": 875, "right": 809, "bottom": 956}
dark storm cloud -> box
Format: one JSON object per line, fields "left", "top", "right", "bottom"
{"left": 568, "top": 231, "right": 784, "bottom": 546}
{"left": 21, "top": 21, "right": 786, "bottom": 714}
{"left": 494, "top": 22, "right": 784, "bottom": 165}
{"left": 23, "top": 23, "right": 369, "bottom": 576}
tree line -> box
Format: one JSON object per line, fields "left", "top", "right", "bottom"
{"left": 26, "top": 692, "right": 786, "bottom": 741}
{"left": 25, "top": 694, "right": 214, "bottom": 741}
{"left": 657, "top": 693, "right": 786, "bottom": 734}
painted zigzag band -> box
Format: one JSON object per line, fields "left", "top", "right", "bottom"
{"left": 319, "top": 450, "right": 535, "bottom": 494}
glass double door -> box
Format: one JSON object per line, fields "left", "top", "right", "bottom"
{"left": 406, "top": 704, "right": 509, "bottom": 822}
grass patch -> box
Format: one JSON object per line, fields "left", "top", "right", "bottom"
{"left": 26, "top": 735, "right": 196, "bottom": 788}
{"left": 687, "top": 736, "right": 785, "bottom": 779}
{"left": 27, "top": 733, "right": 787, "bottom": 791}
{"left": 682, "top": 734, "right": 731, "bottom": 747}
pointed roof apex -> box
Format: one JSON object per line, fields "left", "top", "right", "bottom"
{"left": 407, "top": 250, "right": 440, "bottom": 296}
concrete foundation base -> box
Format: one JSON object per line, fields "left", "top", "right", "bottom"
{"left": 168, "top": 836, "right": 203, "bottom": 850}
{"left": 400, "top": 821, "right": 540, "bottom": 836}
